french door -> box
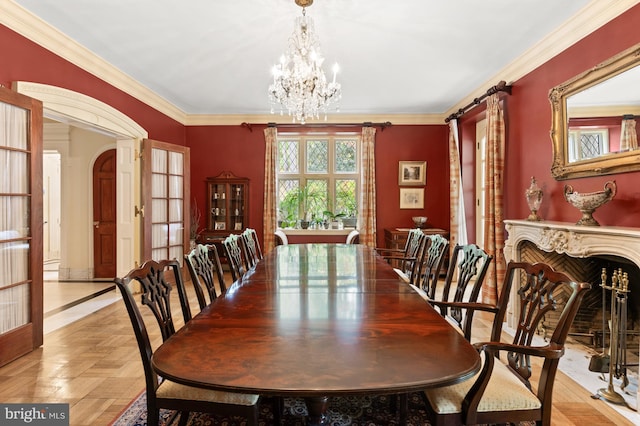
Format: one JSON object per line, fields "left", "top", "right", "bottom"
{"left": 0, "top": 85, "right": 43, "bottom": 367}
{"left": 141, "top": 139, "right": 190, "bottom": 263}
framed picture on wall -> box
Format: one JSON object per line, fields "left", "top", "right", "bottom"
{"left": 400, "top": 188, "right": 424, "bottom": 209}
{"left": 398, "top": 161, "right": 426, "bottom": 186}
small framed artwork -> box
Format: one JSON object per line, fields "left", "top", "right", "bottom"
{"left": 398, "top": 161, "right": 426, "bottom": 186}
{"left": 234, "top": 222, "right": 243, "bottom": 231}
{"left": 214, "top": 221, "right": 226, "bottom": 230}
{"left": 400, "top": 188, "right": 424, "bottom": 209}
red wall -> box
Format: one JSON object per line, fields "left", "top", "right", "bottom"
{"left": 186, "top": 124, "right": 449, "bottom": 248}
{"left": 500, "top": 4, "right": 640, "bottom": 228}
{"left": 0, "top": 25, "right": 185, "bottom": 144}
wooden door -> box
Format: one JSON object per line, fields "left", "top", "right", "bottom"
{"left": 93, "top": 149, "right": 117, "bottom": 278}
{"left": 0, "top": 85, "right": 43, "bottom": 367}
{"left": 141, "top": 139, "right": 190, "bottom": 263}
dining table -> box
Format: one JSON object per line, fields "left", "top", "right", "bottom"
{"left": 152, "top": 243, "right": 481, "bottom": 425}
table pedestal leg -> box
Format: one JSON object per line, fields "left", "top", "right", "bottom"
{"left": 305, "top": 396, "right": 329, "bottom": 426}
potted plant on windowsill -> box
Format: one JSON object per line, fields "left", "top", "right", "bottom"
{"left": 279, "top": 184, "right": 324, "bottom": 229}
{"left": 323, "top": 210, "right": 346, "bottom": 229}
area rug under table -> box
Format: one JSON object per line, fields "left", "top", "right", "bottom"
{"left": 110, "top": 391, "right": 432, "bottom": 426}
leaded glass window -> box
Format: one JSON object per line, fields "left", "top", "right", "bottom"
{"left": 277, "top": 134, "right": 358, "bottom": 227}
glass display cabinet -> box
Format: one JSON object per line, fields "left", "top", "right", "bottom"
{"left": 202, "top": 171, "right": 249, "bottom": 241}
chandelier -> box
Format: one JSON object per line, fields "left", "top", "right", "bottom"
{"left": 269, "top": 0, "right": 341, "bottom": 124}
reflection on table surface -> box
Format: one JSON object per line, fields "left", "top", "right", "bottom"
{"left": 152, "top": 243, "right": 480, "bottom": 399}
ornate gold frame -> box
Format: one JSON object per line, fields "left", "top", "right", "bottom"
{"left": 549, "top": 42, "right": 640, "bottom": 180}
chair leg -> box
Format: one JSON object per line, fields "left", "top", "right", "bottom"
{"left": 399, "top": 393, "right": 408, "bottom": 426}
{"left": 272, "top": 396, "right": 283, "bottom": 425}
{"left": 247, "top": 405, "right": 259, "bottom": 426}
{"left": 177, "top": 411, "right": 190, "bottom": 426}
{"left": 147, "top": 406, "right": 160, "bottom": 426}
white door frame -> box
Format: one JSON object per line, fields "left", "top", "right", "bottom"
{"left": 14, "top": 81, "right": 147, "bottom": 277}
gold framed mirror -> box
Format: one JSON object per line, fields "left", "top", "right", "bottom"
{"left": 549, "top": 42, "right": 640, "bottom": 180}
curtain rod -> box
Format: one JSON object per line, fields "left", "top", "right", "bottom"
{"left": 241, "top": 121, "right": 392, "bottom": 132}
{"left": 444, "top": 80, "right": 512, "bottom": 123}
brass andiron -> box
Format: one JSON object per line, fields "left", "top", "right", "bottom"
{"left": 596, "top": 268, "right": 631, "bottom": 407}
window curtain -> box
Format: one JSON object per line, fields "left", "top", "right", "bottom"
{"left": 620, "top": 117, "right": 638, "bottom": 151}
{"left": 359, "top": 126, "right": 377, "bottom": 248}
{"left": 263, "top": 127, "right": 278, "bottom": 252}
{"left": 482, "top": 94, "right": 506, "bottom": 305}
{"left": 448, "top": 119, "right": 468, "bottom": 255}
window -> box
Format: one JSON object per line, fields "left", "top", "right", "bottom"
{"left": 277, "top": 134, "right": 358, "bottom": 228}
{"left": 568, "top": 128, "right": 609, "bottom": 162}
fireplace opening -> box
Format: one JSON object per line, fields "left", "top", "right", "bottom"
{"left": 519, "top": 241, "right": 639, "bottom": 369}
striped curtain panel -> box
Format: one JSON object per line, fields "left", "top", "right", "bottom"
{"left": 263, "top": 127, "right": 278, "bottom": 252}
{"left": 448, "top": 119, "right": 468, "bottom": 255}
{"left": 620, "top": 117, "right": 638, "bottom": 151}
{"left": 483, "top": 94, "right": 506, "bottom": 304}
{"left": 359, "top": 126, "right": 377, "bottom": 248}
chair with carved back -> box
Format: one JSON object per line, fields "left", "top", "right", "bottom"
{"left": 184, "top": 244, "right": 227, "bottom": 311}
{"left": 241, "top": 228, "right": 263, "bottom": 269}
{"left": 396, "top": 231, "right": 428, "bottom": 284}
{"left": 422, "top": 261, "right": 592, "bottom": 426}
{"left": 415, "top": 234, "right": 449, "bottom": 295}
{"left": 376, "top": 228, "right": 421, "bottom": 260}
{"left": 222, "top": 234, "right": 247, "bottom": 282}
{"left": 114, "top": 259, "right": 265, "bottom": 426}
{"left": 427, "top": 243, "right": 493, "bottom": 341}
{"left": 377, "top": 228, "right": 426, "bottom": 283}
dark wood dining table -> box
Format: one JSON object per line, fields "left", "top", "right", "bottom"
{"left": 152, "top": 243, "right": 480, "bottom": 425}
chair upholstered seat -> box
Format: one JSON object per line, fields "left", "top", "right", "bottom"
{"left": 424, "top": 355, "right": 542, "bottom": 415}
{"left": 422, "top": 261, "right": 591, "bottom": 426}
{"left": 157, "top": 380, "right": 260, "bottom": 406}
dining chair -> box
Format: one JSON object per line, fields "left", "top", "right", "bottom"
{"left": 241, "top": 228, "right": 263, "bottom": 269}
{"left": 184, "top": 244, "right": 227, "bottom": 311}
{"left": 222, "top": 234, "right": 247, "bottom": 282}
{"left": 388, "top": 230, "right": 427, "bottom": 284}
{"left": 417, "top": 234, "right": 449, "bottom": 295}
{"left": 427, "top": 243, "right": 492, "bottom": 341}
{"left": 114, "top": 259, "right": 264, "bottom": 426}
{"left": 274, "top": 229, "right": 288, "bottom": 246}
{"left": 345, "top": 229, "right": 360, "bottom": 244}
{"left": 377, "top": 228, "right": 424, "bottom": 277}
{"left": 422, "top": 261, "right": 592, "bottom": 426}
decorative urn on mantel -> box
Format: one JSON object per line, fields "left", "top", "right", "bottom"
{"left": 563, "top": 180, "right": 617, "bottom": 226}
{"left": 524, "top": 176, "right": 543, "bottom": 221}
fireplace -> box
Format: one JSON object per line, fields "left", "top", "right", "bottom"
{"left": 504, "top": 219, "right": 640, "bottom": 410}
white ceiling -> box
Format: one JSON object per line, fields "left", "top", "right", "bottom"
{"left": 7, "top": 0, "right": 629, "bottom": 121}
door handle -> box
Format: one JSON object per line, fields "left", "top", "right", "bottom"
{"left": 94, "top": 221, "right": 100, "bottom": 229}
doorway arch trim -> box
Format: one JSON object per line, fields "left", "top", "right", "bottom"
{"left": 13, "top": 81, "right": 147, "bottom": 139}
{"left": 14, "top": 81, "right": 145, "bottom": 277}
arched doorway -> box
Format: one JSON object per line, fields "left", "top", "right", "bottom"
{"left": 14, "top": 81, "right": 147, "bottom": 277}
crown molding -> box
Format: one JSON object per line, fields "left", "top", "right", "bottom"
{"left": 444, "top": 0, "right": 639, "bottom": 119}
{"left": 184, "top": 113, "right": 446, "bottom": 126}
{"left": 3, "top": 0, "right": 636, "bottom": 127}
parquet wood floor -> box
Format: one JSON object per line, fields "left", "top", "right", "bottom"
{"left": 0, "top": 279, "right": 635, "bottom": 425}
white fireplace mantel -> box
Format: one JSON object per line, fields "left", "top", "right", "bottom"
{"left": 504, "top": 219, "right": 640, "bottom": 412}
{"left": 504, "top": 220, "right": 640, "bottom": 268}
